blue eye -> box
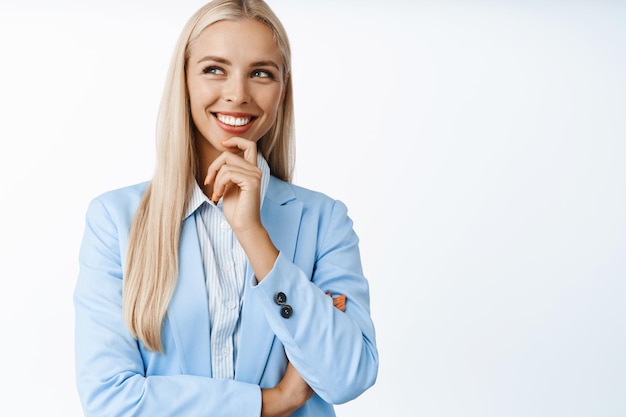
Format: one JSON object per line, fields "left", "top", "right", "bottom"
{"left": 252, "top": 70, "right": 274, "bottom": 79}
{"left": 203, "top": 66, "right": 224, "bottom": 75}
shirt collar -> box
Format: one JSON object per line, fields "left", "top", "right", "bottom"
{"left": 184, "top": 153, "right": 271, "bottom": 219}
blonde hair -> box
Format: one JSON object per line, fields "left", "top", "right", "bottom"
{"left": 124, "top": 0, "right": 294, "bottom": 352}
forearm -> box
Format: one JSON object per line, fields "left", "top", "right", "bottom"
{"left": 260, "top": 387, "right": 301, "bottom": 417}
{"left": 260, "top": 362, "right": 313, "bottom": 417}
{"left": 75, "top": 273, "right": 262, "bottom": 417}
{"left": 75, "top": 367, "right": 261, "bottom": 417}
{"left": 250, "top": 252, "right": 378, "bottom": 404}
{"left": 236, "top": 224, "right": 279, "bottom": 282}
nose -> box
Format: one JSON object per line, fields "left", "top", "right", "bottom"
{"left": 223, "top": 75, "right": 250, "bottom": 105}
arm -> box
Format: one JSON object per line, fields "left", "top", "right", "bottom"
{"left": 251, "top": 199, "right": 379, "bottom": 405}
{"left": 205, "top": 138, "right": 378, "bottom": 405}
{"left": 74, "top": 196, "right": 262, "bottom": 417}
{"left": 260, "top": 363, "right": 314, "bottom": 417}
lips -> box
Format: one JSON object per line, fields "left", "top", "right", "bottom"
{"left": 216, "top": 113, "right": 252, "bottom": 127}
{"left": 212, "top": 112, "right": 257, "bottom": 134}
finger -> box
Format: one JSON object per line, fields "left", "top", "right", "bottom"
{"left": 204, "top": 151, "right": 258, "bottom": 186}
{"left": 210, "top": 164, "right": 261, "bottom": 202}
{"left": 220, "top": 137, "right": 258, "bottom": 165}
{"left": 210, "top": 165, "right": 239, "bottom": 202}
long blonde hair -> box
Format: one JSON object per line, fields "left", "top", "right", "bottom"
{"left": 124, "top": 0, "right": 294, "bottom": 352}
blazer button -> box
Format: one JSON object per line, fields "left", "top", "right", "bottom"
{"left": 280, "top": 305, "right": 293, "bottom": 318}
{"left": 274, "top": 292, "right": 287, "bottom": 305}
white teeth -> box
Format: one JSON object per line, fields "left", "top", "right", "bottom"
{"left": 216, "top": 114, "right": 251, "bottom": 126}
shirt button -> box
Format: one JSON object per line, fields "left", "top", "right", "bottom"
{"left": 280, "top": 305, "right": 293, "bottom": 319}
{"left": 222, "top": 264, "right": 232, "bottom": 272}
{"left": 221, "top": 347, "right": 229, "bottom": 356}
{"left": 274, "top": 292, "right": 287, "bottom": 305}
{"left": 227, "top": 300, "right": 237, "bottom": 310}
{"left": 220, "top": 221, "right": 229, "bottom": 230}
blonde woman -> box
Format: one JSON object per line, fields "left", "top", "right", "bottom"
{"left": 74, "top": 1, "right": 378, "bottom": 416}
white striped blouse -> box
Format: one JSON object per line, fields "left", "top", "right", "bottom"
{"left": 184, "top": 154, "right": 270, "bottom": 379}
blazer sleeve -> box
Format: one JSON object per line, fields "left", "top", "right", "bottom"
{"left": 250, "top": 199, "right": 379, "bottom": 404}
{"left": 74, "top": 196, "right": 261, "bottom": 417}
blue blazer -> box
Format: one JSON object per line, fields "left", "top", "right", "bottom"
{"left": 74, "top": 176, "right": 378, "bottom": 417}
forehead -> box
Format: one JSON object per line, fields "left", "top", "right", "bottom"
{"left": 189, "top": 19, "right": 283, "bottom": 65}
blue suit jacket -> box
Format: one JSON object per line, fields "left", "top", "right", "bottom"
{"left": 74, "top": 176, "right": 378, "bottom": 417}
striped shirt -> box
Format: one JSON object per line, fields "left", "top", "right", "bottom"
{"left": 184, "top": 154, "right": 271, "bottom": 379}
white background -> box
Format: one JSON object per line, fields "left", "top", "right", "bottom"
{"left": 1, "top": 1, "right": 625, "bottom": 416}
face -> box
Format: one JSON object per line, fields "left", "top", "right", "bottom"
{"left": 186, "top": 19, "right": 286, "bottom": 159}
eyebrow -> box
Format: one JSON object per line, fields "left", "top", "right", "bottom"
{"left": 197, "top": 56, "right": 281, "bottom": 71}
{"left": 197, "top": 55, "right": 230, "bottom": 65}
{"left": 250, "top": 60, "right": 281, "bottom": 71}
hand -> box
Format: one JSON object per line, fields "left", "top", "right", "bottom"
{"left": 204, "top": 137, "right": 278, "bottom": 281}
{"left": 261, "top": 362, "right": 314, "bottom": 417}
{"left": 278, "top": 362, "right": 314, "bottom": 406}
{"left": 204, "top": 137, "right": 262, "bottom": 234}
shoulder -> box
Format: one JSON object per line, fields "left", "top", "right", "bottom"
{"left": 266, "top": 176, "right": 338, "bottom": 209}
{"left": 78, "top": 182, "right": 150, "bottom": 264}
{"left": 266, "top": 176, "right": 351, "bottom": 227}
{"left": 84, "top": 181, "right": 149, "bottom": 228}
{"left": 94, "top": 181, "right": 149, "bottom": 206}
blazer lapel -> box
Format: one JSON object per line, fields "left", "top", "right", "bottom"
{"left": 168, "top": 214, "right": 212, "bottom": 376}
{"left": 235, "top": 178, "right": 303, "bottom": 383}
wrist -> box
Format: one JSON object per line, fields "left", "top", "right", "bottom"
{"left": 260, "top": 386, "right": 299, "bottom": 417}
{"left": 236, "top": 225, "right": 278, "bottom": 282}
{"left": 279, "top": 380, "right": 311, "bottom": 411}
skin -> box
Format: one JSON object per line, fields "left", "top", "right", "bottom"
{"left": 186, "top": 19, "right": 313, "bottom": 416}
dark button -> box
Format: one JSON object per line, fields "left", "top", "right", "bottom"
{"left": 280, "top": 305, "right": 293, "bottom": 319}
{"left": 274, "top": 292, "right": 287, "bottom": 305}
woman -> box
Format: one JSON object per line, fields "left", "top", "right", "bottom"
{"left": 74, "top": 1, "right": 378, "bottom": 416}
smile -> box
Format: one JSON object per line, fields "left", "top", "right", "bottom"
{"left": 215, "top": 113, "right": 254, "bottom": 127}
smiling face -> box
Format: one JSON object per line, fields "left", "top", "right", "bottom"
{"left": 186, "top": 19, "right": 286, "bottom": 162}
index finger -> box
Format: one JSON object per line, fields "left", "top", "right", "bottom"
{"left": 220, "top": 137, "right": 258, "bottom": 165}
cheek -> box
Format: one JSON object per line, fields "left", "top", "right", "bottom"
{"left": 263, "top": 90, "right": 283, "bottom": 117}
{"left": 187, "top": 84, "right": 214, "bottom": 119}
{"left": 187, "top": 95, "right": 201, "bottom": 123}
{"left": 187, "top": 83, "right": 202, "bottom": 108}
{"left": 187, "top": 94, "right": 211, "bottom": 131}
